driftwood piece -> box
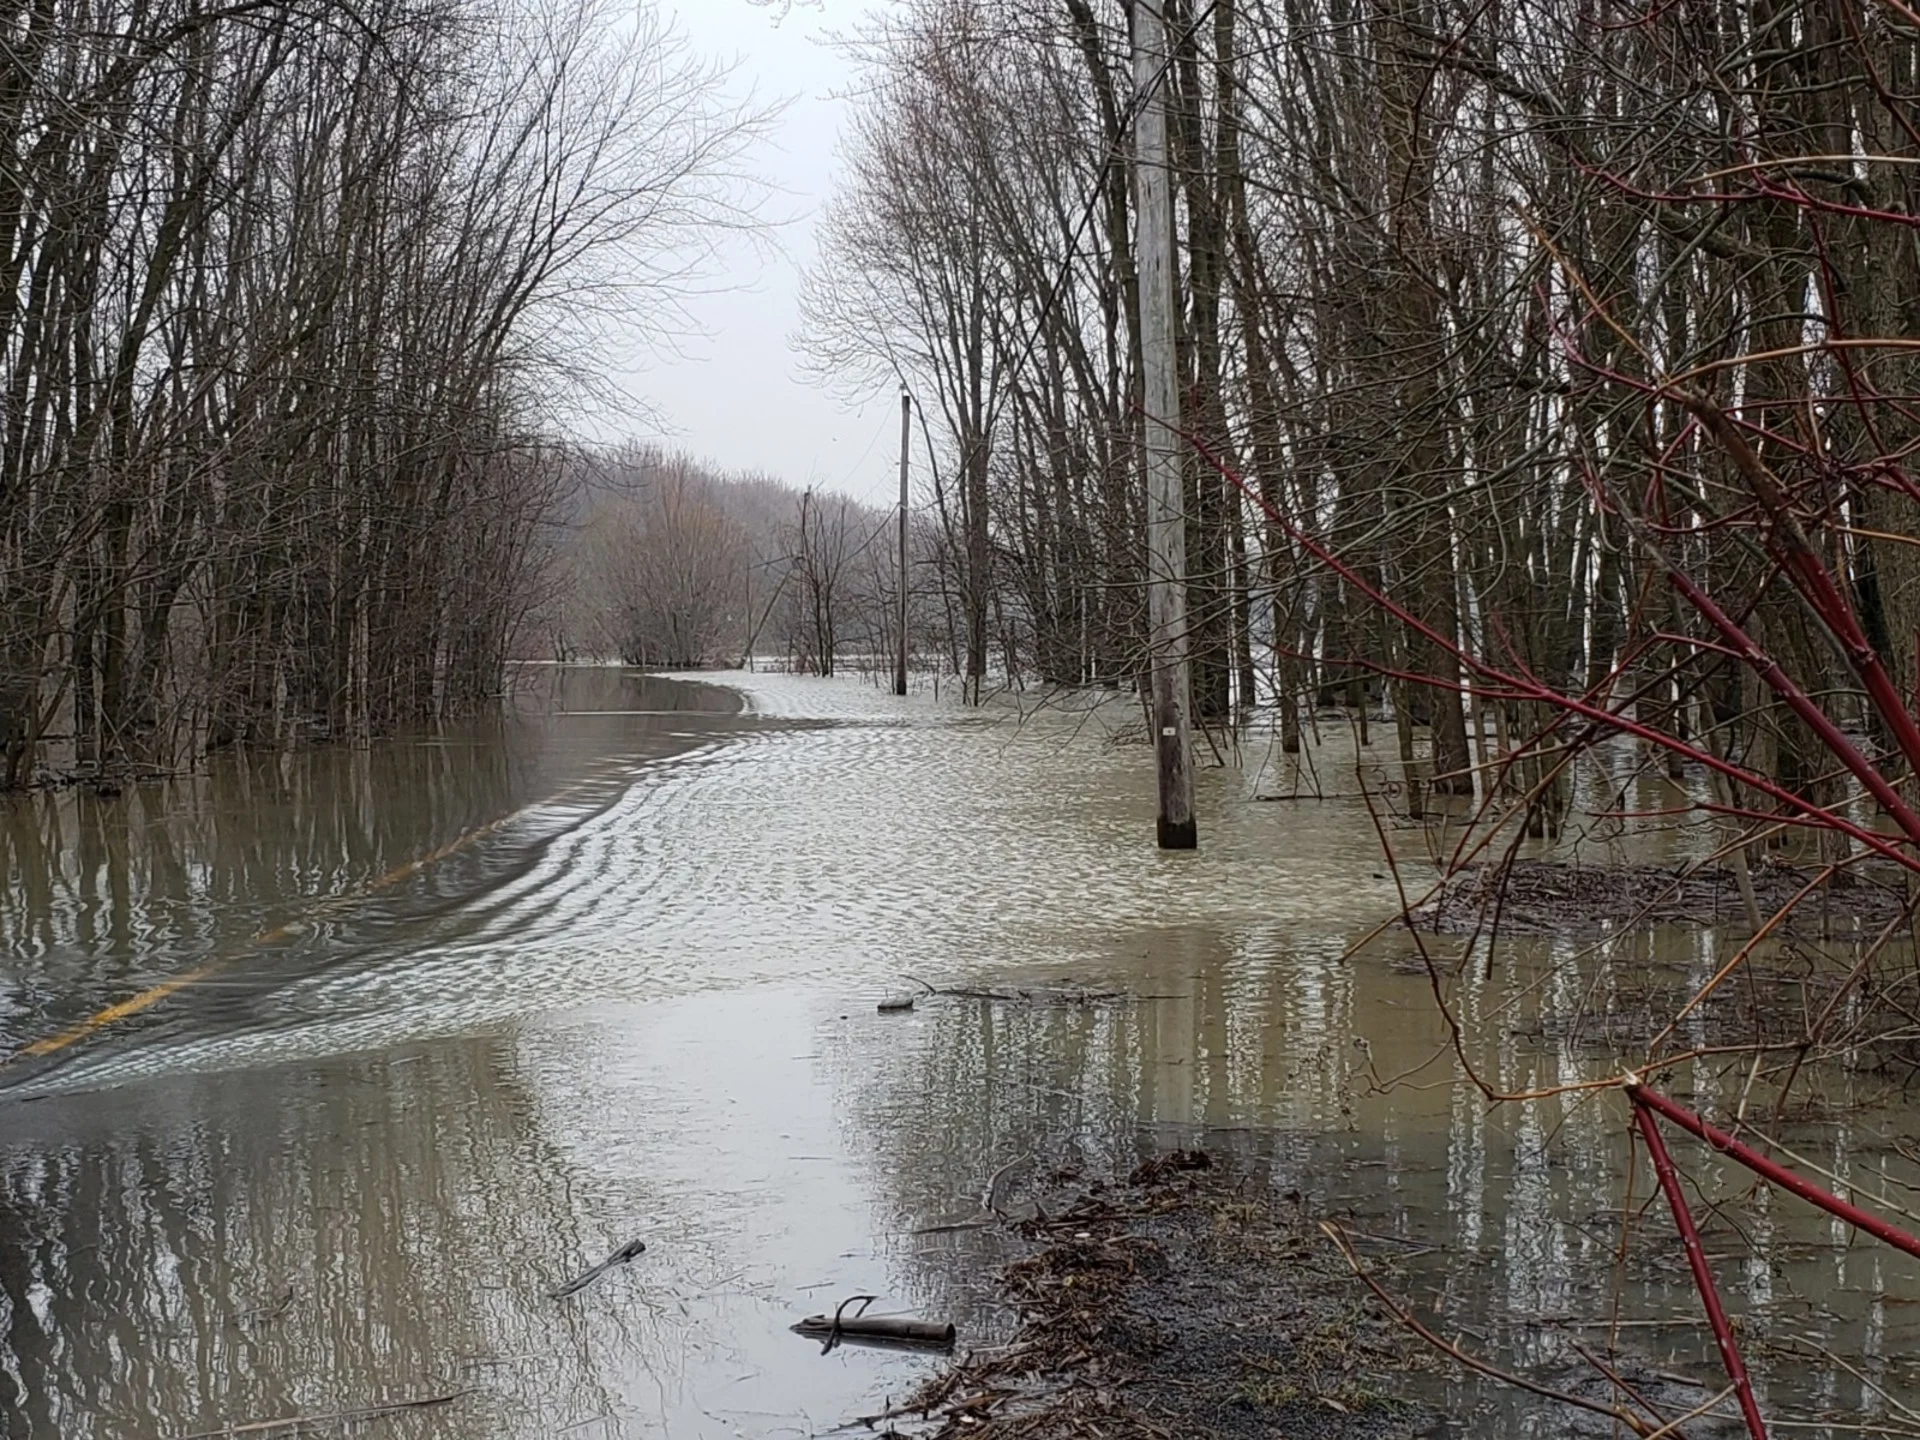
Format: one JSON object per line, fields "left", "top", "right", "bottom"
{"left": 792, "top": 1314, "right": 956, "bottom": 1349}
{"left": 898, "top": 975, "right": 1129, "bottom": 1007}
{"left": 792, "top": 1295, "right": 955, "bottom": 1352}
{"left": 879, "top": 977, "right": 938, "bottom": 1012}
{"left": 550, "top": 1238, "right": 646, "bottom": 1300}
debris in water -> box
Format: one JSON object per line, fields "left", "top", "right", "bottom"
{"left": 881, "top": 977, "right": 939, "bottom": 1011}
{"left": 898, "top": 974, "right": 1132, "bottom": 1007}
{"left": 183, "top": 1390, "right": 463, "bottom": 1437}
{"left": 549, "top": 1237, "right": 647, "bottom": 1300}
{"left": 792, "top": 1293, "right": 957, "bottom": 1352}
{"left": 1126, "top": 1149, "right": 1211, "bottom": 1186}
{"left": 863, "top": 1154, "right": 1431, "bottom": 1439}
{"left": 1412, "top": 857, "right": 1907, "bottom": 937}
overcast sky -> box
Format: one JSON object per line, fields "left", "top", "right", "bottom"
{"left": 598, "top": 0, "right": 898, "bottom": 505}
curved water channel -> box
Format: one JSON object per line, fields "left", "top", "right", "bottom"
{"left": 1, "top": 667, "right": 1916, "bottom": 1437}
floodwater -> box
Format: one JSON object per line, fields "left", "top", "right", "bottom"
{"left": 0, "top": 667, "right": 1916, "bottom": 1438}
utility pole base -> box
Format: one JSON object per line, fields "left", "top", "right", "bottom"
{"left": 1156, "top": 817, "right": 1198, "bottom": 850}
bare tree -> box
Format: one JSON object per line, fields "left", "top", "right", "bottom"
{"left": 0, "top": 0, "right": 766, "bottom": 785}
{"left": 581, "top": 452, "right": 751, "bottom": 667}
{"left": 782, "top": 490, "right": 867, "bottom": 676}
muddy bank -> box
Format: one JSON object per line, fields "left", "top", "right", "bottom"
{"left": 1413, "top": 857, "right": 1911, "bottom": 936}
{"left": 868, "top": 1154, "right": 1432, "bottom": 1440}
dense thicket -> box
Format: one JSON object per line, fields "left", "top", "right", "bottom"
{"left": 801, "top": 21, "right": 1920, "bottom": 1420}
{"left": 802, "top": 0, "right": 1920, "bottom": 826}
{"left": 0, "top": 0, "right": 756, "bottom": 785}
{"left": 561, "top": 446, "right": 925, "bottom": 675}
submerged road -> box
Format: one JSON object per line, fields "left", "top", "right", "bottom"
{"left": 0, "top": 668, "right": 1911, "bottom": 1437}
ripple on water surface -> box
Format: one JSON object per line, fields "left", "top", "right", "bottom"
{"left": 22, "top": 676, "right": 1398, "bottom": 1086}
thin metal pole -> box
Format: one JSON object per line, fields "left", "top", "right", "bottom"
{"left": 1133, "top": 0, "right": 1196, "bottom": 849}
{"left": 896, "top": 389, "right": 910, "bottom": 697}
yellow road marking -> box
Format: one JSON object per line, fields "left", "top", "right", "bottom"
{"left": 17, "top": 966, "right": 219, "bottom": 1058}
{"left": 2, "top": 795, "right": 555, "bottom": 1069}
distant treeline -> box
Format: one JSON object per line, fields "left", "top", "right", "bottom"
{"left": 0, "top": 0, "right": 757, "bottom": 786}
{"left": 556, "top": 445, "right": 945, "bottom": 679}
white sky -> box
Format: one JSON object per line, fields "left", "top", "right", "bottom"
{"left": 600, "top": 0, "right": 898, "bottom": 505}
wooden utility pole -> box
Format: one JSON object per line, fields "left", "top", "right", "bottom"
{"left": 1133, "top": 0, "right": 1197, "bottom": 849}
{"left": 896, "top": 388, "right": 911, "bottom": 697}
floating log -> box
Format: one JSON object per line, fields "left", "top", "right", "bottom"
{"left": 791, "top": 1313, "right": 956, "bottom": 1350}
{"left": 550, "top": 1238, "right": 646, "bottom": 1300}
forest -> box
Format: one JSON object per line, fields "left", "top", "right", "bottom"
{"left": 800, "top": 0, "right": 1920, "bottom": 849}
{"left": 794, "top": 13, "right": 1920, "bottom": 1423}
{"left": 0, "top": 0, "right": 760, "bottom": 786}
{"left": 16, "top": 0, "right": 1920, "bottom": 857}
{"left": 557, "top": 446, "right": 916, "bottom": 678}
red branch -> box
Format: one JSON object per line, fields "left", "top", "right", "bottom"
{"left": 1627, "top": 1082, "right": 1920, "bottom": 1262}
{"left": 1175, "top": 427, "right": 1920, "bottom": 875}
{"left": 1631, "top": 1096, "right": 1770, "bottom": 1440}
{"left": 1679, "top": 394, "right": 1920, "bottom": 800}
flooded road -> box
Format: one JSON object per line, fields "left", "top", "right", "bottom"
{"left": 2, "top": 668, "right": 1916, "bottom": 1437}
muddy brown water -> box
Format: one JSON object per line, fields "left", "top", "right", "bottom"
{"left": 1, "top": 668, "right": 1915, "bottom": 1438}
